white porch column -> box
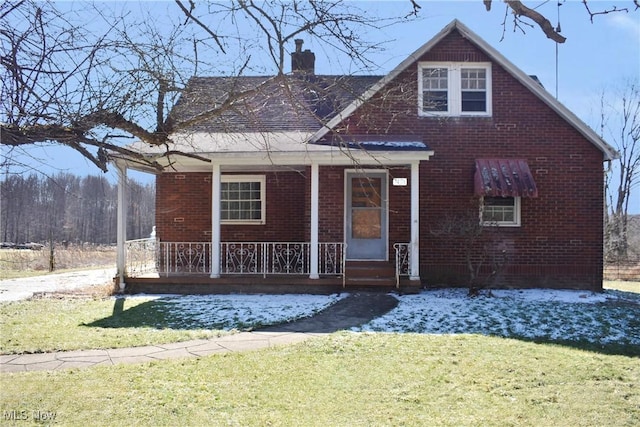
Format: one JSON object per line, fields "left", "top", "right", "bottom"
{"left": 210, "top": 162, "right": 221, "bottom": 278}
{"left": 410, "top": 161, "right": 420, "bottom": 281}
{"left": 116, "top": 164, "right": 128, "bottom": 292}
{"left": 309, "top": 163, "right": 320, "bottom": 279}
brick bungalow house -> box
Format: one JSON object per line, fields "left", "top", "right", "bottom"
{"left": 111, "top": 20, "right": 617, "bottom": 293}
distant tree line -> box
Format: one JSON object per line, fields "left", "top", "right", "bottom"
{"left": 1, "top": 173, "right": 155, "bottom": 245}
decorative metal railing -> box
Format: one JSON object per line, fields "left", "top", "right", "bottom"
{"left": 125, "top": 237, "right": 158, "bottom": 277}
{"left": 221, "top": 242, "right": 346, "bottom": 278}
{"left": 318, "top": 243, "right": 346, "bottom": 276}
{"left": 393, "top": 242, "right": 410, "bottom": 287}
{"left": 161, "top": 241, "right": 212, "bottom": 276}
{"left": 125, "top": 240, "right": 346, "bottom": 279}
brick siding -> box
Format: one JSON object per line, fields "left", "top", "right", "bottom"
{"left": 156, "top": 171, "right": 307, "bottom": 243}
{"left": 329, "top": 30, "right": 605, "bottom": 290}
{"left": 154, "top": 30, "right": 605, "bottom": 291}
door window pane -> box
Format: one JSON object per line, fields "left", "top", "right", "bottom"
{"left": 352, "top": 209, "right": 382, "bottom": 239}
{"left": 351, "top": 178, "right": 381, "bottom": 208}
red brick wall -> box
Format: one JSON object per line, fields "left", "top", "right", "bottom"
{"left": 154, "top": 30, "right": 606, "bottom": 290}
{"left": 315, "top": 165, "right": 412, "bottom": 260}
{"left": 317, "top": 166, "right": 344, "bottom": 242}
{"left": 388, "top": 167, "right": 412, "bottom": 253}
{"left": 327, "top": 30, "right": 605, "bottom": 290}
{"left": 156, "top": 166, "right": 413, "bottom": 264}
{"left": 156, "top": 171, "right": 307, "bottom": 243}
{"left": 156, "top": 173, "right": 212, "bottom": 242}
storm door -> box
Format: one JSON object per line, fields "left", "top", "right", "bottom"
{"left": 345, "top": 171, "right": 388, "bottom": 260}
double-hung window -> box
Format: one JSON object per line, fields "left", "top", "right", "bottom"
{"left": 480, "top": 196, "right": 521, "bottom": 227}
{"left": 418, "top": 62, "right": 491, "bottom": 116}
{"left": 221, "top": 175, "right": 266, "bottom": 224}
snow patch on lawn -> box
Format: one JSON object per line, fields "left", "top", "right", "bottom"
{"left": 121, "top": 293, "right": 347, "bottom": 330}
{"left": 120, "top": 288, "right": 639, "bottom": 347}
{"left": 355, "top": 288, "right": 639, "bottom": 347}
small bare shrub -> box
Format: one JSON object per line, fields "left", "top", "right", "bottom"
{"left": 431, "top": 209, "right": 511, "bottom": 297}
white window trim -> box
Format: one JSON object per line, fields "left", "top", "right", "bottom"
{"left": 418, "top": 62, "right": 492, "bottom": 117}
{"left": 221, "top": 174, "right": 266, "bottom": 225}
{"left": 480, "top": 196, "right": 521, "bottom": 227}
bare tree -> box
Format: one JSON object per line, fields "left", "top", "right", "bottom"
{"left": 0, "top": 172, "right": 154, "bottom": 245}
{"left": 2, "top": 0, "right": 637, "bottom": 174}
{"left": 1, "top": 0, "right": 408, "bottom": 173}
{"left": 602, "top": 82, "right": 640, "bottom": 262}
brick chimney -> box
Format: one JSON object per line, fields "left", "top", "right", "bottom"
{"left": 291, "top": 39, "right": 315, "bottom": 74}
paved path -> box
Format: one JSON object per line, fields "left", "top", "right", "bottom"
{"left": 1, "top": 293, "right": 398, "bottom": 373}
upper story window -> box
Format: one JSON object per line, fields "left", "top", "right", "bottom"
{"left": 221, "top": 175, "right": 266, "bottom": 225}
{"left": 418, "top": 62, "right": 492, "bottom": 117}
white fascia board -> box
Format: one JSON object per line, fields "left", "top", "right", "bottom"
{"left": 148, "top": 148, "right": 434, "bottom": 173}
{"left": 213, "top": 148, "right": 434, "bottom": 166}
{"left": 109, "top": 155, "right": 161, "bottom": 175}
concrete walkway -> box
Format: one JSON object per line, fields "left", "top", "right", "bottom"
{"left": 1, "top": 293, "right": 398, "bottom": 373}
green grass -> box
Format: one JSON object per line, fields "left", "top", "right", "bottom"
{"left": 1, "top": 283, "right": 637, "bottom": 425}
{"left": 0, "top": 297, "right": 226, "bottom": 354}
{"left": 2, "top": 284, "right": 638, "bottom": 355}
{"left": 1, "top": 333, "right": 638, "bottom": 426}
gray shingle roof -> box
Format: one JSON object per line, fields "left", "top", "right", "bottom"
{"left": 168, "top": 74, "right": 382, "bottom": 133}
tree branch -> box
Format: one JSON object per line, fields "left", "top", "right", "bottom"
{"left": 505, "top": 0, "right": 566, "bottom": 43}
{"left": 174, "top": 0, "right": 226, "bottom": 53}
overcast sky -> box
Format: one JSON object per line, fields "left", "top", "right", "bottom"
{"left": 4, "top": 0, "right": 639, "bottom": 210}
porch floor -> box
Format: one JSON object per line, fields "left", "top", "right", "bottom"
{"left": 121, "top": 274, "right": 421, "bottom": 295}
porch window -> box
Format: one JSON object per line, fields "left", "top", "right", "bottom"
{"left": 418, "top": 62, "right": 491, "bottom": 116}
{"left": 480, "top": 196, "right": 521, "bottom": 227}
{"left": 221, "top": 175, "right": 266, "bottom": 224}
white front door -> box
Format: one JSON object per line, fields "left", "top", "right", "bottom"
{"left": 345, "top": 171, "right": 388, "bottom": 260}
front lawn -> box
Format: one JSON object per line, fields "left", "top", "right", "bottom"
{"left": 2, "top": 287, "right": 639, "bottom": 355}
{"left": 0, "top": 294, "right": 345, "bottom": 354}
{"left": 1, "top": 333, "right": 638, "bottom": 426}
{"left": 356, "top": 288, "right": 640, "bottom": 355}
{"left": 1, "top": 286, "right": 638, "bottom": 425}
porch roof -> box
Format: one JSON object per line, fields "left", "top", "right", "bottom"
{"left": 117, "top": 131, "right": 433, "bottom": 172}
{"left": 317, "top": 135, "right": 431, "bottom": 152}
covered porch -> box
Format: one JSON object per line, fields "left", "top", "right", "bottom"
{"left": 112, "top": 132, "right": 432, "bottom": 293}
{"left": 121, "top": 239, "right": 414, "bottom": 293}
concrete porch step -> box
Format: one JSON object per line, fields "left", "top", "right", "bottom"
{"left": 345, "top": 261, "right": 395, "bottom": 280}
{"left": 344, "top": 277, "right": 397, "bottom": 287}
